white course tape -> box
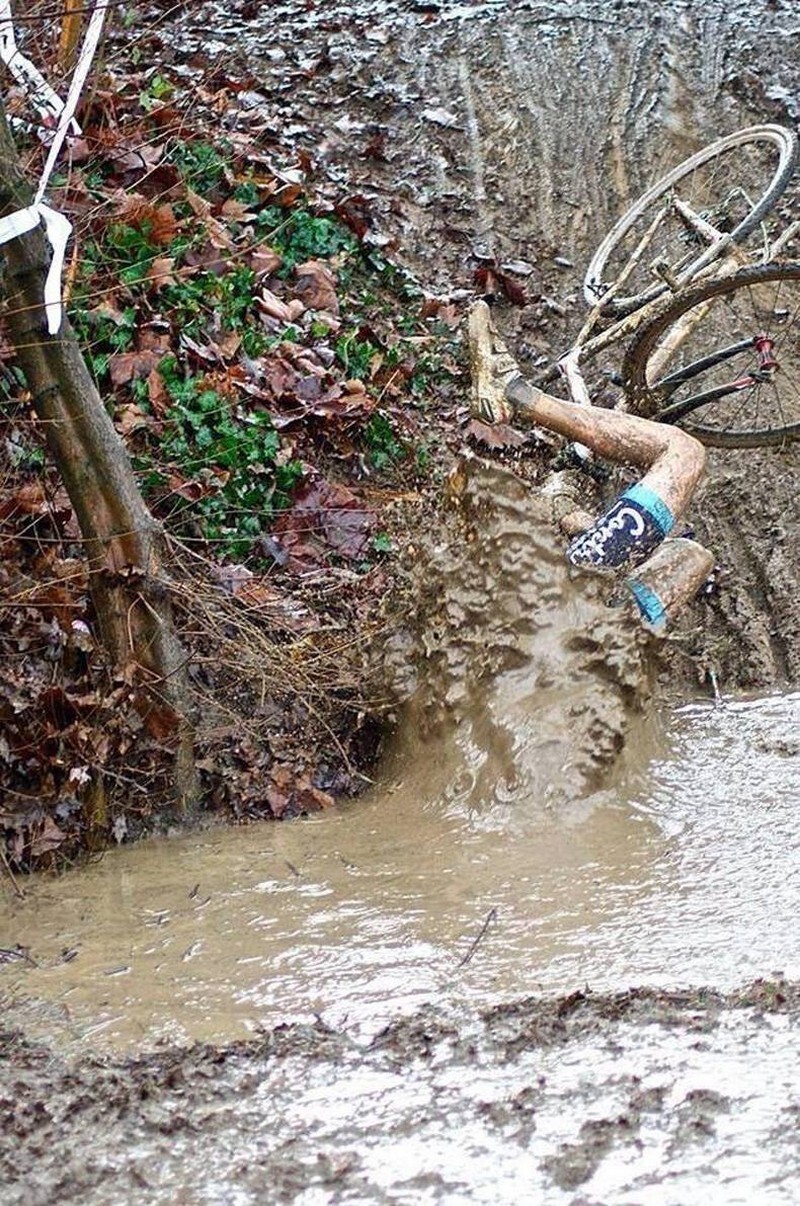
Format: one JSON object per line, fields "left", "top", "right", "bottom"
{"left": 0, "top": 0, "right": 71, "bottom": 128}
{"left": 0, "top": 203, "right": 39, "bottom": 242}
{"left": 35, "top": 1, "right": 108, "bottom": 204}
{"left": 0, "top": 2, "right": 109, "bottom": 334}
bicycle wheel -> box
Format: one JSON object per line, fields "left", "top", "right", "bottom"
{"left": 621, "top": 261, "right": 800, "bottom": 448}
{"left": 584, "top": 125, "right": 798, "bottom": 317}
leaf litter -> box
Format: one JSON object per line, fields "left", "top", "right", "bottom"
{"left": 0, "top": 0, "right": 471, "bottom": 870}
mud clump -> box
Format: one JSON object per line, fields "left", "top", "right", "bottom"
{"left": 544, "top": 1115, "right": 635, "bottom": 1190}
{"left": 379, "top": 457, "right": 652, "bottom": 811}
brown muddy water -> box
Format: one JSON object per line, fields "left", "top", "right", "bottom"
{"left": 3, "top": 688, "right": 799, "bottom": 1055}
{"left": 2, "top": 685, "right": 800, "bottom": 1203}
{"left": 4, "top": 1, "right": 800, "bottom": 1201}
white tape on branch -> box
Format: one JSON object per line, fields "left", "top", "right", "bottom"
{"left": 0, "top": 0, "right": 70, "bottom": 128}
{"left": 0, "top": 1, "right": 109, "bottom": 334}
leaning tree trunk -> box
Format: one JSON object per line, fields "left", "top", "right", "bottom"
{"left": 0, "top": 103, "right": 197, "bottom": 812}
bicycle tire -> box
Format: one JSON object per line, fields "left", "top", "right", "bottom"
{"left": 584, "top": 125, "right": 799, "bottom": 317}
{"left": 621, "top": 261, "right": 800, "bottom": 448}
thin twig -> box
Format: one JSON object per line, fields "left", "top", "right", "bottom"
{"left": 0, "top": 846, "right": 25, "bottom": 899}
{"left": 707, "top": 666, "right": 722, "bottom": 705}
{"left": 457, "top": 906, "right": 497, "bottom": 969}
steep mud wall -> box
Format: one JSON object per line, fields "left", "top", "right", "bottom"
{"left": 195, "top": 0, "right": 800, "bottom": 693}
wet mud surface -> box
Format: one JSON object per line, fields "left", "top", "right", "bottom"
{"left": 3, "top": 981, "right": 800, "bottom": 1204}
{"left": 4, "top": 0, "right": 800, "bottom": 1199}
{"left": 168, "top": 0, "right": 800, "bottom": 692}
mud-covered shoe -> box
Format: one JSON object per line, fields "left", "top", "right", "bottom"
{"left": 467, "top": 300, "right": 523, "bottom": 424}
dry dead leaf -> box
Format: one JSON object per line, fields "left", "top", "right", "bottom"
{"left": 274, "top": 478, "right": 373, "bottom": 563}
{"left": 293, "top": 259, "right": 339, "bottom": 314}
{"left": 258, "top": 289, "right": 293, "bottom": 322}
{"left": 220, "top": 197, "right": 254, "bottom": 221}
{"left": 185, "top": 188, "right": 235, "bottom": 250}
{"left": 250, "top": 245, "right": 283, "bottom": 276}
{"left": 115, "top": 403, "right": 150, "bottom": 436}
{"left": 147, "top": 367, "right": 169, "bottom": 416}
{"left": 109, "top": 350, "right": 164, "bottom": 385}
{"left": 29, "top": 816, "right": 66, "bottom": 857}
{"left": 147, "top": 256, "right": 178, "bottom": 288}
{"left": 466, "top": 418, "right": 528, "bottom": 448}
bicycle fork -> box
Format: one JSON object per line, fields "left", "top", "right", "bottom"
{"left": 656, "top": 332, "right": 778, "bottom": 420}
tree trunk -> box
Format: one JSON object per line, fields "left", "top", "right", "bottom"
{"left": 0, "top": 103, "right": 197, "bottom": 813}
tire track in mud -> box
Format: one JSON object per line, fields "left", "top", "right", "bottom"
{"left": 698, "top": 11, "right": 729, "bottom": 98}
{"left": 456, "top": 54, "right": 496, "bottom": 256}
{"left": 711, "top": 509, "right": 789, "bottom": 682}
{"left": 694, "top": 450, "right": 800, "bottom": 687}
{"left": 367, "top": 8, "right": 743, "bottom": 292}
{"left": 431, "top": 14, "right": 716, "bottom": 266}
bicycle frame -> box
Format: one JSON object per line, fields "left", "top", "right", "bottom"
{"left": 552, "top": 195, "right": 800, "bottom": 417}
{"left": 654, "top": 335, "right": 778, "bottom": 423}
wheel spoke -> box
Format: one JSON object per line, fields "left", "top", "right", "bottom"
{"left": 623, "top": 262, "right": 800, "bottom": 447}
{"left": 585, "top": 126, "right": 798, "bottom": 316}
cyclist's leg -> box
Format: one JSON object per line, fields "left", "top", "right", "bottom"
{"left": 507, "top": 377, "right": 712, "bottom": 626}
{"left": 623, "top": 537, "right": 714, "bottom": 633}
{"left": 467, "top": 300, "right": 707, "bottom": 582}
{"left": 505, "top": 373, "right": 706, "bottom": 571}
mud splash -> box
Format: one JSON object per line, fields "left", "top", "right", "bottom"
{"left": 381, "top": 457, "right": 650, "bottom": 806}
{"left": 3, "top": 463, "right": 797, "bottom": 1058}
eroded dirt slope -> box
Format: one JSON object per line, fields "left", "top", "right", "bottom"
{"left": 168, "top": 0, "right": 800, "bottom": 690}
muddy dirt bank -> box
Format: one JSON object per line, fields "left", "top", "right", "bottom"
{"left": 163, "top": 0, "right": 800, "bottom": 693}
{"left": 2, "top": 979, "right": 800, "bottom": 1203}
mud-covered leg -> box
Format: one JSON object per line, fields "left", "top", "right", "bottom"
{"left": 466, "top": 300, "right": 714, "bottom": 627}
{"left": 624, "top": 538, "right": 715, "bottom": 633}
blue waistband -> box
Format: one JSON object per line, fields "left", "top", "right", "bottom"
{"left": 621, "top": 483, "right": 675, "bottom": 536}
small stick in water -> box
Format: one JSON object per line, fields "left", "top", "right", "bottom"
{"left": 0, "top": 846, "right": 24, "bottom": 899}
{"left": 707, "top": 666, "right": 722, "bottom": 704}
{"left": 457, "top": 907, "right": 498, "bottom": 968}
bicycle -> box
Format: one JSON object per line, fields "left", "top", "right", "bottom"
{"left": 530, "top": 123, "right": 800, "bottom": 449}
{"left": 469, "top": 123, "right": 800, "bottom": 606}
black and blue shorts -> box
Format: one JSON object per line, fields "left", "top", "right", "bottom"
{"left": 566, "top": 483, "right": 675, "bottom": 571}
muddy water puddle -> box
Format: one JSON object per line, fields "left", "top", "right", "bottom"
{"left": 3, "top": 691, "right": 798, "bottom": 1055}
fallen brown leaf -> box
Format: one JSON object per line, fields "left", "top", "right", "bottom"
{"left": 109, "top": 350, "right": 164, "bottom": 386}
{"left": 293, "top": 259, "right": 339, "bottom": 315}
{"left": 466, "top": 418, "right": 528, "bottom": 448}
{"left": 147, "top": 256, "right": 178, "bottom": 289}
